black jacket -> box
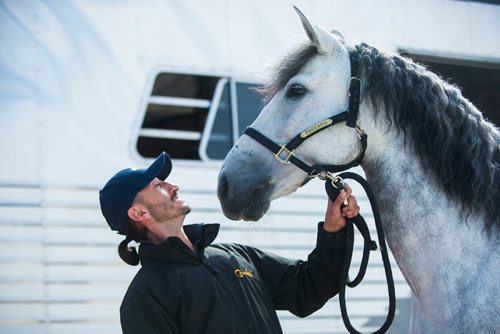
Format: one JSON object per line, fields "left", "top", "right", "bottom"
{"left": 120, "top": 223, "right": 347, "bottom": 334}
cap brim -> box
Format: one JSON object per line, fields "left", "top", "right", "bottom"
{"left": 143, "top": 152, "right": 172, "bottom": 185}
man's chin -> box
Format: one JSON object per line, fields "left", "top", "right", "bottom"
{"left": 181, "top": 206, "right": 192, "bottom": 215}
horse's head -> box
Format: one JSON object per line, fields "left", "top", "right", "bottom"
{"left": 217, "top": 8, "right": 364, "bottom": 220}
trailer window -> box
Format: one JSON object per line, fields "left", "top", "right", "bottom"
{"left": 136, "top": 73, "right": 263, "bottom": 161}
{"left": 236, "top": 82, "right": 262, "bottom": 135}
{"left": 205, "top": 82, "right": 233, "bottom": 159}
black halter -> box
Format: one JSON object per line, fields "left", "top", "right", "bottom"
{"left": 243, "top": 52, "right": 367, "bottom": 175}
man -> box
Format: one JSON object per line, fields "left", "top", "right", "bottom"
{"left": 99, "top": 151, "right": 359, "bottom": 334}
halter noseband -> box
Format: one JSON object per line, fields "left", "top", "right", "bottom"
{"left": 243, "top": 52, "right": 366, "bottom": 176}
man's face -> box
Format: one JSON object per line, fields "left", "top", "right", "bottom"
{"left": 136, "top": 178, "right": 191, "bottom": 222}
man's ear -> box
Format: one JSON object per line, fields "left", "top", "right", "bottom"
{"left": 127, "top": 205, "right": 149, "bottom": 222}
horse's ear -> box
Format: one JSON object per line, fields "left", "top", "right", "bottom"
{"left": 330, "top": 29, "right": 347, "bottom": 47}
{"left": 293, "top": 6, "right": 344, "bottom": 54}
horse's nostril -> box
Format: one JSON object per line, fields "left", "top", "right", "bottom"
{"left": 217, "top": 174, "right": 229, "bottom": 199}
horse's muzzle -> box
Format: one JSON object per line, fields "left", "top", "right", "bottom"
{"left": 217, "top": 170, "right": 273, "bottom": 221}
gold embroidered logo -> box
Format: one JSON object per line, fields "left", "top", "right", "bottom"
{"left": 234, "top": 268, "right": 254, "bottom": 279}
{"left": 300, "top": 119, "right": 333, "bottom": 138}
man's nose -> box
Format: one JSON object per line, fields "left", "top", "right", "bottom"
{"left": 165, "top": 182, "right": 179, "bottom": 192}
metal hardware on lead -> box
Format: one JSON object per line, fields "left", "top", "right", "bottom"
{"left": 318, "top": 172, "right": 348, "bottom": 204}
{"left": 317, "top": 172, "right": 344, "bottom": 187}
{"left": 331, "top": 176, "right": 344, "bottom": 190}
{"left": 274, "top": 145, "right": 294, "bottom": 164}
{"left": 330, "top": 176, "right": 349, "bottom": 206}
{"left": 317, "top": 171, "right": 333, "bottom": 181}
{"left": 356, "top": 126, "right": 365, "bottom": 140}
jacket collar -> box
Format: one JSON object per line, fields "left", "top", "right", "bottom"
{"left": 138, "top": 223, "right": 220, "bottom": 265}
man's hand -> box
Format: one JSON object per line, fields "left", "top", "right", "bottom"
{"left": 323, "top": 183, "right": 360, "bottom": 233}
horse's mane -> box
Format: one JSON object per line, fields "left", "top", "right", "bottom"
{"left": 353, "top": 43, "right": 499, "bottom": 234}
{"left": 258, "top": 42, "right": 499, "bottom": 234}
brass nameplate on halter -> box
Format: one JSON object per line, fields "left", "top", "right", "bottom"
{"left": 300, "top": 119, "right": 333, "bottom": 138}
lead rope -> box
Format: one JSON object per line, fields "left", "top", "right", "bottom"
{"left": 323, "top": 172, "right": 395, "bottom": 334}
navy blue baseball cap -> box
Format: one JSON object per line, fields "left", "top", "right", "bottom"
{"left": 99, "top": 152, "right": 172, "bottom": 235}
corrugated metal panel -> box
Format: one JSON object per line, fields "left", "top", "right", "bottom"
{"left": 0, "top": 170, "right": 411, "bottom": 333}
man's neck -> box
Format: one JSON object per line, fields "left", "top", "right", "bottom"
{"left": 148, "top": 216, "right": 196, "bottom": 253}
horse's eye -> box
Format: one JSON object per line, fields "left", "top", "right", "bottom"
{"left": 286, "top": 84, "right": 306, "bottom": 98}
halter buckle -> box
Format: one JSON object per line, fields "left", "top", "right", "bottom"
{"left": 274, "top": 145, "right": 294, "bottom": 165}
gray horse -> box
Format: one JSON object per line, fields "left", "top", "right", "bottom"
{"left": 217, "top": 7, "right": 499, "bottom": 334}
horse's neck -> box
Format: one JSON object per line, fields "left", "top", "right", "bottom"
{"left": 361, "top": 142, "right": 499, "bottom": 331}
{"left": 361, "top": 137, "right": 493, "bottom": 288}
{"left": 359, "top": 120, "right": 461, "bottom": 242}
{"left": 362, "top": 140, "right": 486, "bottom": 244}
{"left": 361, "top": 144, "right": 454, "bottom": 245}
